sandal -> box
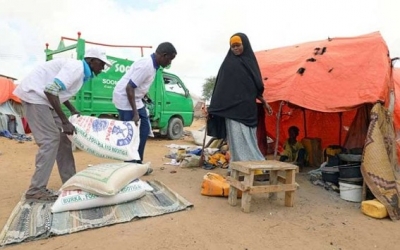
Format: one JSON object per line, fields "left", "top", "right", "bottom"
{"left": 144, "top": 167, "right": 153, "bottom": 176}
{"left": 25, "top": 190, "right": 58, "bottom": 203}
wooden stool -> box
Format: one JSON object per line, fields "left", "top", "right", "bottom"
{"left": 227, "top": 160, "right": 298, "bottom": 213}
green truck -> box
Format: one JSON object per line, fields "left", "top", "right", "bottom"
{"left": 45, "top": 33, "right": 194, "bottom": 140}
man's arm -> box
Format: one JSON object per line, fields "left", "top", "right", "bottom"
{"left": 44, "top": 81, "right": 75, "bottom": 135}
{"left": 44, "top": 92, "right": 76, "bottom": 135}
{"left": 126, "top": 82, "right": 140, "bottom": 125}
{"left": 63, "top": 100, "right": 80, "bottom": 116}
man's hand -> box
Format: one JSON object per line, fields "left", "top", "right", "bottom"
{"left": 62, "top": 121, "right": 76, "bottom": 135}
{"left": 133, "top": 112, "right": 140, "bottom": 126}
{"left": 126, "top": 83, "right": 139, "bottom": 125}
{"left": 71, "top": 109, "right": 81, "bottom": 117}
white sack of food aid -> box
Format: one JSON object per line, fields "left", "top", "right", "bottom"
{"left": 52, "top": 179, "right": 154, "bottom": 213}
{"left": 60, "top": 162, "right": 150, "bottom": 196}
{"left": 68, "top": 115, "right": 140, "bottom": 161}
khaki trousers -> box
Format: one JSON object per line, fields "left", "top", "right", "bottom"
{"left": 23, "top": 102, "right": 76, "bottom": 195}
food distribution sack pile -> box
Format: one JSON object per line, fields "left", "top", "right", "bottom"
{"left": 68, "top": 115, "right": 140, "bottom": 161}
{"left": 60, "top": 162, "right": 150, "bottom": 196}
{"left": 52, "top": 162, "right": 152, "bottom": 213}
{"left": 52, "top": 179, "right": 153, "bottom": 213}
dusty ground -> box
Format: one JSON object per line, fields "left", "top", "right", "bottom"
{"left": 0, "top": 118, "right": 399, "bottom": 250}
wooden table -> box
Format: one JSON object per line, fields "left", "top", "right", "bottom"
{"left": 227, "top": 160, "right": 298, "bottom": 213}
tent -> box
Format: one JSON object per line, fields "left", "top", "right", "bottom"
{"left": 254, "top": 32, "right": 400, "bottom": 220}
{"left": 255, "top": 31, "right": 392, "bottom": 157}
{"left": 0, "top": 77, "right": 21, "bottom": 104}
{"left": 0, "top": 77, "right": 25, "bottom": 135}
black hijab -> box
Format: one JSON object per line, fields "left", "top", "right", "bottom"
{"left": 208, "top": 32, "right": 264, "bottom": 128}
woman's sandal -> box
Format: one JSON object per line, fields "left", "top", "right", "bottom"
{"left": 25, "top": 191, "right": 58, "bottom": 202}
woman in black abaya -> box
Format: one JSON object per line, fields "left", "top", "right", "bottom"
{"left": 207, "top": 33, "right": 272, "bottom": 174}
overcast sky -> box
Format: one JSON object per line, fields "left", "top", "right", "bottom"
{"left": 0, "top": 0, "right": 399, "bottom": 95}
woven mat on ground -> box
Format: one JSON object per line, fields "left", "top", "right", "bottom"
{"left": 0, "top": 180, "right": 193, "bottom": 247}
{"left": 362, "top": 103, "right": 400, "bottom": 220}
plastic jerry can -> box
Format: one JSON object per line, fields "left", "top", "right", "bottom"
{"left": 201, "top": 172, "right": 241, "bottom": 197}
{"left": 361, "top": 199, "right": 388, "bottom": 219}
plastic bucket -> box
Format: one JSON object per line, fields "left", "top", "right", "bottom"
{"left": 321, "top": 169, "right": 339, "bottom": 185}
{"left": 338, "top": 177, "right": 363, "bottom": 186}
{"left": 338, "top": 164, "right": 361, "bottom": 178}
{"left": 339, "top": 181, "right": 362, "bottom": 202}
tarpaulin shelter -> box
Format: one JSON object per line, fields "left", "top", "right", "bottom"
{"left": 0, "top": 77, "right": 21, "bottom": 104}
{"left": 0, "top": 77, "right": 25, "bottom": 134}
{"left": 255, "top": 31, "right": 392, "bottom": 157}
{"left": 255, "top": 31, "right": 400, "bottom": 220}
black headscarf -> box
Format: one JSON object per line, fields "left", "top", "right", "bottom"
{"left": 208, "top": 33, "right": 264, "bottom": 128}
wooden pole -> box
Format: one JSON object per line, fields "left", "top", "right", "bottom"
{"left": 198, "top": 123, "right": 208, "bottom": 167}
{"left": 303, "top": 108, "right": 307, "bottom": 138}
{"left": 339, "top": 112, "right": 342, "bottom": 145}
{"left": 274, "top": 101, "right": 285, "bottom": 160}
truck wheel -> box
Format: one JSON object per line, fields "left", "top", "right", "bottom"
{"left": 167, "top": 118, "right": 183, "bottom": 140}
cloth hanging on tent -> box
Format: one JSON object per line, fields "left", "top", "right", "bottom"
{"left": 362, "top": 103, "right": 400, "bottom": 221}
{"left": 343, "top": 105, "right": 372, "bottom": 150}
{"left": 392, "top": 68, "right": 400, "bottom": 164}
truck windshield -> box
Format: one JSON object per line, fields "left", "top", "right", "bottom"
{"left": 163, "top": 76, "right": 186, "bottom": 95}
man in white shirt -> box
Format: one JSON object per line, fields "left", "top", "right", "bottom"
{"left": 13, "top": 48, "right": 111, "bottom": 202}
{"left": 113, "top": 42, "right": 177, "bottom": 172}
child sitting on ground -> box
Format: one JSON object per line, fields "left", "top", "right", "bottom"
{"left": 279, "top": 126, "right": 306, "bottom": 169}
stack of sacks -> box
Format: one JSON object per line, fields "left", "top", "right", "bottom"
{"left": 51, "top": 162, "right": 153, "bottom": 213}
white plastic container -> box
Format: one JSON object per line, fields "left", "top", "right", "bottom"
{"left": 339, "top": 181, "right": 362, "bottom": 202}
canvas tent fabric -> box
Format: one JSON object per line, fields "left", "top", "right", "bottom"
{"left": 259, "top": 101, "right": 358, "bottom": 152}
{"left": 393, "top": 68, "right": 400, "bottom": 160}
{"left": 254, "top": 32, "right": 392, "bottom": 150}
{"left": 256, "top": 31, "right": 391, "bottom": 113}
{"left": 0, "top": 77, "right": 21, "bottom": 104}
{"left": 254, "top": 32, "right": 400, "bottom": 220}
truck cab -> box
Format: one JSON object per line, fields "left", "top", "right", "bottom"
{"left": 148, "top": 71, "right": 193, "bottom": 139}
{"left": 47, "top": 33, "right": 193, "bottom": 140}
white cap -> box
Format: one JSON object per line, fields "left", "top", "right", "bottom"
{"left": 84, "top": 48, "right": 112, "bottom": 66}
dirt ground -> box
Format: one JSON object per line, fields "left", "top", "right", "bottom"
{"left": 0, "top": 118, "right": 399, "bottom": 250}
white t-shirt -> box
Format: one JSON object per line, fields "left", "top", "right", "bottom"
{"left": 112, "top": 56, "right": 157, "bottom": 110}
{"left": 13, "top": 58, "right": 86, "bottom": 107}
